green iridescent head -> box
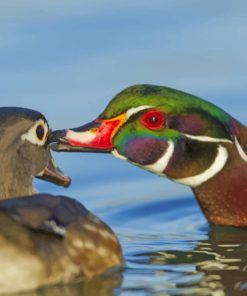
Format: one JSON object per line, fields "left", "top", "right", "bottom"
{"left": 101, "top": 84, "right": 231, "bottom": 126}
{"left": 52, "top": 84, "right": 241, "bottom": 188}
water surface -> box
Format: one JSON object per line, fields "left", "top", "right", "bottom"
{"left": 34, "top": 169, "right": 247, "bottom": 296}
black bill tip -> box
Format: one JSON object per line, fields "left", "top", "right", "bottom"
{"left": 48, "top": 129, "right": 67, "bottom": 144}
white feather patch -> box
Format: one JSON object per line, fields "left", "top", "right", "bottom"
{"left": 126, "top": 105, "right": 152, "bottom": 118}
{"left": 184, "top": 133, "right": 233, "bottom": 144}
{"left": 66, "top": 129, "right": 96, "bottom": 144}
{"left": 143, "top": 141, "right": 174, "bottom": 174}
{"left": 44, "top": 220, "right": 66, "bottom": 236}
{"left": 234, "top": 137, "right": 247, "bottom": 162}
{"left": 112, "top": 149, "right": 127, "bottom": 160}
{"left": 174, "top": 145, "right": 228, "bottom": 187}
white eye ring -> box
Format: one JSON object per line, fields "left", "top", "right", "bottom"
{"left": 21, "top": 119, "right": 49, "bottom": 146}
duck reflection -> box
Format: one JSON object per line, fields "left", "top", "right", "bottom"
{"left": 10, "top": 271, "right": 122, "bottom": 296}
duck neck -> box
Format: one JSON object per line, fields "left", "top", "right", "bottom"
{"left": 0, "top": 159, "right": 36, "bottom": 199}
{"left": 193, "top": 121, "right": 247, "bottom": 227}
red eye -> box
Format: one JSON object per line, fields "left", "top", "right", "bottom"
{"left": 141, "top": 110, "right": 165, "bottom": 130}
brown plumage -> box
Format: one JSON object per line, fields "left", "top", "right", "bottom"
{"left": 0, "top": 107, "right": 123, "bottom": 294}
{"left": 0, "top": 195, "right": 122, "bottom": 294}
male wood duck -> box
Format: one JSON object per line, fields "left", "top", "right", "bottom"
{"left": 51, "top": 84, "right": 247, "bottom": 228}
{"left": 0, "top": 107, "right": 122, "bottom": 294}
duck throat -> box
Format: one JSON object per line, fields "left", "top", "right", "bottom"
{"left": 0, "top": 159, "right": 36, "bottom": 199}
{"left": 193, "top": 143, "right": 247, "bottom": 227}
{"left": 0, "top": 174, "right": 36, "bottom": 199}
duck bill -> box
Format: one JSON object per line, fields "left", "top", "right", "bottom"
{"left": 36, "top": 151, "right": 71, "bottom": 188}
{"left": 50, "top": 114, "right": 126, "bottom": 153}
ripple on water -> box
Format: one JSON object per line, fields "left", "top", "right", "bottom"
{"left": 111, "top": 195, "right": 247, "bottom": 296}
{"left": 38, "top": 177, "right": 247, "bottom": 296}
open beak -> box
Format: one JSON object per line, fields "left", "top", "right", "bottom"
{"left": 50, "top": 114, "right": 126, "bottom": 153}
{"left": 36, "top": 151, "right": 71, "bottom": 188}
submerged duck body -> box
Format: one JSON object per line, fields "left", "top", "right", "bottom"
{"left": 0, "top": 107, "right": 122, "bottom": 294}
{"left": 51, "top": 84, "right": 247, "bottom": 227}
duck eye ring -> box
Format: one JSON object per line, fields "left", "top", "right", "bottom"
{"left": 141, "top": 110, "right": 165, "bottom": 130}
{"left": 36, "top": 124, "right": 45, "bottom": 141}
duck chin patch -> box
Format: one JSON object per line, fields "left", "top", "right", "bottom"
{"left": 112, "top": 149, "right": 127, "bottom": 160}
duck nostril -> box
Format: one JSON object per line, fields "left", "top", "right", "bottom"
{"left": 90, "top": 128, "right": 99, "bottom": 133}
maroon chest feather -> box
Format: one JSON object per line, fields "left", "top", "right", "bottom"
{"left": 194, "top": 144, "right": 247, "bottom": 227}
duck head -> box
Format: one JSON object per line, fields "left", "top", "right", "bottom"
{"left": 0, "top": 107, "right": 70, "bottom": 199}
{"left": 51, "top": 85, "right": 247, "bottom": 226}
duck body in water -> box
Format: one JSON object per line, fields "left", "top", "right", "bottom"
{"left": 51, "top": 84, "right": 247, "bottom": 227}
{"left": 0, "top": 107, "right": 122, "bottom": 294}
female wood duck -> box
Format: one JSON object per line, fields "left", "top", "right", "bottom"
{"left": 51, "top": 84, "right": 247, "bottom": 228}
{"left": 0, "top": 107, "right": 70, "bottom": 199}
{"left": 0, "top": 107, "right": 122, "bottom": 294}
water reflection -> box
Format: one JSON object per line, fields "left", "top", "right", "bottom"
{"left": 13, "top": 271, "right": 122, "bottom": 296}
{"left": 123, "top": 225, "right": 247, "bottom": 295}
